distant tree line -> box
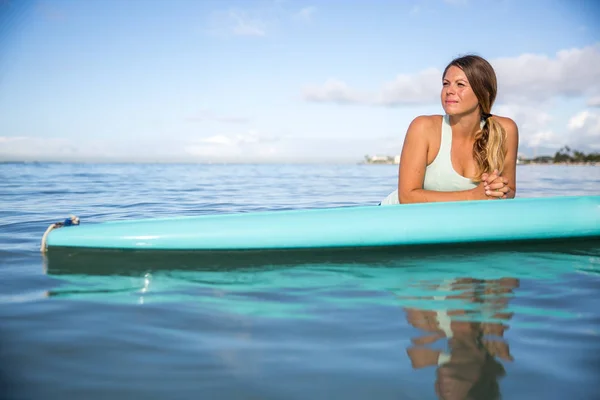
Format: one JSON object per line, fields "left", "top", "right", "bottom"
{"left": 521, "top": 146, "right": 600, "bottom": 164}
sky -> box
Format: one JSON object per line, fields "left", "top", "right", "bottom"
{"left": 0, "top": 0, "right": 599, "bottom": 163}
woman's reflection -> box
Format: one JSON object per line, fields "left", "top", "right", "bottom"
{"left": 405, "top": 277, "right": 518, "bottom": 400}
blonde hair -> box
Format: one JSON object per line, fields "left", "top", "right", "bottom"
{"left": 443, "top": 55, "right": 507, "bottom": 181}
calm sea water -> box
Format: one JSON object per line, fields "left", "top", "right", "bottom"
{"left": 1, "top": 163, "right": 599, "bottom": 400}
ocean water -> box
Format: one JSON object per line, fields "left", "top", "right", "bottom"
{"left": 1, "top": 162, "right": 599, "bottom": 400}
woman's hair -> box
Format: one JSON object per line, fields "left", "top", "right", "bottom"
{"left": 443, "top": 55, "right": 507, "bottom": 181}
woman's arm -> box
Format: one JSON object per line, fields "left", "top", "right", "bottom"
{"left": 498, "top": 117, "right": 519, "bottom": 198}
{"left": 482, "top": 117, "right": 520, "bottom": 199}
{"left": 397, "top": 116, "right": 487, "bottom": 204}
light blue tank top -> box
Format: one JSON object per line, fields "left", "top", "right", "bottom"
{"left": 380, "top": 115, "right": 479, "bottom": 205}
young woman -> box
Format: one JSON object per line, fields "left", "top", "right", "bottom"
{"left": 380, "top": 55, "right": 519, "bottom": 205}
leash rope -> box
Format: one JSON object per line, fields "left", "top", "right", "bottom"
{"left": 40, "top": 215, "right": 80, "bottom": 252}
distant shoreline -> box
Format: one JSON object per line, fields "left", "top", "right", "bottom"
{"left": 517, "top": 162, "right": 599, "bottom": 166}
{"left": 361, "top": 161, "right": 599, "bottom": 166}
{"left": 363, "top": 146, "right": 600, "bottom": 166}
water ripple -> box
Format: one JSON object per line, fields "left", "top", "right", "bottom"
{"left": 1, "top": 163, "right": 599, "bottom": 400}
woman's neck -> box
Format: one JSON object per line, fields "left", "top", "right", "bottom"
{"left": 448, "top": 112, "right": 481, "bottom": 139}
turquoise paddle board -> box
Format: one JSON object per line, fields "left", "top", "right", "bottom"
{"left": 42, "top": 196, "right": 600, "bottom": 251}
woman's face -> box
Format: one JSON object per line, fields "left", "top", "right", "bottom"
{"left": 441, "top": 65, "right": 480, "bottom": 116}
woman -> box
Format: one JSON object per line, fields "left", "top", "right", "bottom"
{"left": 404, "top": 276, "right": 517, "bottom": 399}
{"left": 381, "top": 55, "right": 519, "bottom": 205}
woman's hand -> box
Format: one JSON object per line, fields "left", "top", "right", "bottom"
{"left": 481, "top": 169, "right": 511, "bottom": 199}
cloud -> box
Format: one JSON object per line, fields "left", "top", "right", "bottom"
{"left": 587, "top": 96, "right": 600, "bottom": 107}
{"left": 567, "top": 110, "right": 600, "bottom": 150}
{"left": 185, "top": 110, "right": 250, "bottom": 124}
{"left": 302, "top": 79, "right": 368, "bottom": 104}
{"left": 524, "top": 130, "right": 564, "bottom": 149}
{"left": 0, "top": 133, "right": 399, "bottom": 164}
{"left": 302, "top": 71, "right": 435, "bottom": 106}
{"left": 485, "top": 104, "right": 599, "bottom": 152}
{"left": 184, "top": 130, "right": 279, "bottom": 159}
{"left": 182, "top": 132, "right": 393, "bottom": 162}
{"left": 375, "top": 68, "right": 442, "bottom": 106}
{"left": 196, "top": 131, "right": 265, "bottom": 146}
{"left": 0, "top": 136, "right": 185, "bottom": 162}
{"left": 494, "top": 44, "right": 600, "bottom": 103}
{"left": 208, "top": 3, "right": 319, "bottom": 38}
{"left": 494, "top": 104, "right": 553, "bottom": 129}
{"left": 303, "top": 68, "right": 442, "bottom": 106}
{"left": 208, "top": 9, "right": 267, "bottom": 37}
{"left": 0, "top": 136, "right": 24, "bottom": 143}
{"left": 0, "top": 136, "right": 77, "bottom": 159}
{"left": 294, "top": 6, "right": 316, "bottom": 22}
{"left": 302, "top": 44, "right": 600, "bottom": 107}
{"left": 493, "top": 104, "right": 556, "bottom": 148}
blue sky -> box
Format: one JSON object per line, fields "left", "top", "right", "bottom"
{"left": 1, "top": 0, "right": 599, "bottom": 163}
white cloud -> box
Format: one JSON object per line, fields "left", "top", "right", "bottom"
{"left": 302, "top": 44, "right": 600, "bottom": 107}
{"left": 494, "top": 44, "right": 600, "bottom": 103}
{"left": 208, "top": 3, "right": 317, "bottom": 38}
{"left": 494, "top": 104, "right": 556, "bottom": 148}
{"left": 375, "top": 68, "right": 441, "bottom": 106}
{"left": 185, "top": 110, "right": 250, "bottom": 124}
{"left": 303, "top": 71, "right": 433, "bottom": 105}
{"left": 0, "top": 136, "right": 78, "bottom": 158}
{"left": 0, "top": 133, "right": 277, "bottom": 163}
{"left": 587, "top": 96, "right": 600, "bottom": 107}
{"left": 302, "top": 69, "right": 442, "bottom": 106}
{"left": 301, "top": 44, "right": 600, "bottom": 152}
{"left": 0, "top": 133, "right": 400, "bottom": 164}
{"left": 0, "top": 133, "right": 280, "bottom": 163}
{"left": 491, "top": 104, "right": 600, "bottom": 152}
{"left": 232, "top": 16, "right": 266, "bottom": 36}
{"left": 302, "top": 79, "right": 368, "bottom": 104}
{"left": 0, "top": 136, "right": 186, "bottom": 162}
{"left": 525, "top": 130, "right": 564, "bottom": 149}
{"left": 567, "top": 110, "right": 600, "bottom": 150}
{"left": 198, "top": 135, "right": 239, "bottom": 146}
{"left": 196, "top": 131, "right": 264, "bottom": 147}
{"left": 184, "top": 130, "right": 279, "bottom": 159}
{"left": 208, "top": 9, "right": 267, "bottom": 37}
{"left": 568, "top": 111, "right": 590, "bottom": 131}
{"left": 294, "top": 6, "right": 316, "bottom": 22}
{"left": 494, "top": 104, "right": 553, "bottom": 129}
{"left": 0, "top": 136, "right": 27, "bottom": 144}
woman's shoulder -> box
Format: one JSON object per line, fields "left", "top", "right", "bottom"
{"left": 407, "top": 114, "right": 443, "bottom": 133}
{"left": 410, "top": 114, "right": 443, "bottom": 125}
{"left": 404, "top": 115, "right": 444, "bottom": 145}
{"left": 492, "top": 114, "right": 519, "bottom": 137}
